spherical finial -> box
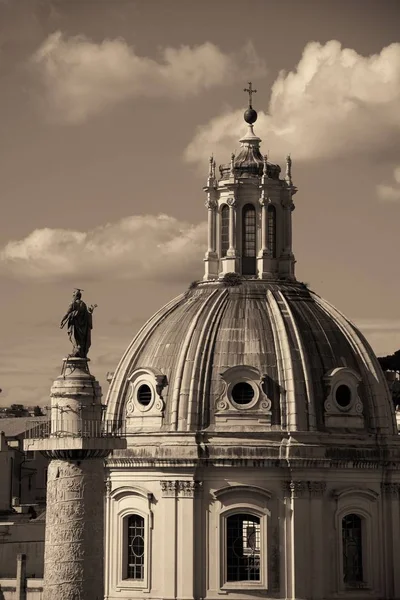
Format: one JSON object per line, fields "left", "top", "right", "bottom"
{"left": 244, "top": 107, "right": 258, "bottom": 124}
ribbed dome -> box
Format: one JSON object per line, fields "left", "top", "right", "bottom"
{"left": 106, "top": 280, "right": 395, "bottom": 436}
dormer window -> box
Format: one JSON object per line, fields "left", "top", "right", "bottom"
{"left": 215, "top": 366, "right": 271, "bottom": 427}
{"left": 323, "top": 367, "right": 364, "bottom": 429}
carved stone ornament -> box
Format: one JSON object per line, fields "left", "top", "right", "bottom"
{"left": 323, "top": 367, "right": 364, "bottom": 430}
{"left": 160, "top": 480, "right": 179, "bottom": 497}
{"left": 282, "top": 480, "right": 307, "bottom": 498}
{"left": 308, "top": 481, "right": 327, "bottom": 497}
{"left": 227, "top": 197, "right": 236, "bottom": 208}
{"left": 205, "top": 197, "right": 217, "bottom": 210}
{"left": 381, "top": 482, "right": 400, "bottom": 497}
{"left": 214, "top": 366, "right": 272, "bottom": 425}
{"left": 160, "top": 480, "right": 201, "bottom": 498}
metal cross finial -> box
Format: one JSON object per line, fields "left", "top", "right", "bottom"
{"left": 244, "top": 82, "right": 257, "bottom": 107}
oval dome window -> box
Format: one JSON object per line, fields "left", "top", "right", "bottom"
{"left": 231, "top": 382, "right": 255, "bottom": 406}
{"left": 335, "top": 384, "right": 352, "bottom": 408}
{"left": 137, "top": 384, "right": 152, "bottom": 406}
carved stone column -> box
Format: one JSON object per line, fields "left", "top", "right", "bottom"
{"left": 259, "top": 197, "right": 268, "bottom": 255}
{"left": 43, "top": 460, "right": 105, "bottom": 600}
{"left": 205, "top": 198, "right": 217, "bottom": 255}
{"left": 279, "top": 202, "right": 295, "bottom": 279}
{"left": 257, "top": 196, "right": 274, "bottom": 279}
{"left": 227, "top": 197, "right": 236, "bottom": 257}
{"left": 204, "top": 198, "right": 219, "bottom": 280}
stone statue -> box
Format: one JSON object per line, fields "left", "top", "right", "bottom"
{"left": 60, "top": 289, "right": 97, "bottom": 358}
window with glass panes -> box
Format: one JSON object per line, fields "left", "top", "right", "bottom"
{"left": 127, "top": 514, "right": 145, "bottom": 580}
{"left": 226, "top": 513, "right": 261, "bottom": 582}
{"left": 221, "top": 205, "right": 229, "bottom": 257}
{"left": 242, "top": 204, "right": 256, "bottom": 275}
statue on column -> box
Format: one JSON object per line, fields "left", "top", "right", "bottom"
{"left": 60, "top": 289, "right": 97, "bottom": 358}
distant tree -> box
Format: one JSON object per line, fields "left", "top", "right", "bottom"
{"left": 378, "top": 350, "right": 400, "bottom": 373}
{"left": 33, "top": 406, "right": 44, "bottom": 417}
{"left": 10, "top": 404, "right": 28, "bottom": 417}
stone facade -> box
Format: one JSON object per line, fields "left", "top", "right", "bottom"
{"left": 103, "top": 106, "right": 400, "bottom": 600}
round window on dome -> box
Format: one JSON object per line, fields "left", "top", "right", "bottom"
{"left": 231, "top": 382, "right": 255, "bottom": 406}
{"left": 137, "top": 384, "right": 153, "bottom": 407}
{"left": 335, "top": 384, "right": 352, "bottom": 408}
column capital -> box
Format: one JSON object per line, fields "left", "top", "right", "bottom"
{"left": 161, "top": 480, "right": 179, "bottom": 497}
{"left": 381, "top": 482, "right": 400, "bottom": 497}
{"left": 308, "top": 481, "right": 327, "bottom": 497}
{"left": 282, "top": 480, "right": 308, "bottom": 498}
{"left": 227, "top": 196, "right": 237, "bottom": 208}
{"left": 160, "top": 479, "right": 202, "bottom": 498}
{"left": 205, "top": 198, "right": 217, "bottom": 210}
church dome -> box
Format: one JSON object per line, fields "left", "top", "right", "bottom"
{"left": 105, "top": 85, "right": 395, "bottom": 438}
{"left": 106, "top": 279, "right": 395, "bottom": 435}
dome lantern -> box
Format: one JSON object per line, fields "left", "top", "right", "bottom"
{"left": 203, "top": 83, "right": 296, "bottom": 282}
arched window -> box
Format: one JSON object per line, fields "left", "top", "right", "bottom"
{"left": 242, "top": 204, "right": 256, "bottom": 275}
{"left": 267, "top": 205, "right": 276, "bottom": 258}
{"left": 126, "top": 514, "right": 145, "bottom": 580}
{"left": 221, "top": 205, "right": 229, "bottom": 258}
{"left": 226, "top": 513, "right": 261, "bottom": 582}
{"left": 342, "top": 514, "right": 363, "bottom": 585}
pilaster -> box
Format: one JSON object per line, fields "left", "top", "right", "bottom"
{"left": 257, "top": 196, "right": 274, "bottom": 279}
{"left": 282, "top": 480, "right": 313, "bottom": 600}
{"left": 204, "top": 198, "right": 219, "bottom": 280}
{"left": 309, "top": 481, "right": 327, "bottom": 599}
{"left": 221, "top": 197, "right": 239, "bottom": 274}
{"left": 381, "top": 482, "right": 400, "bottom": 598}
{"left": 161, "top": 481, "right": 178, "bottom": 599}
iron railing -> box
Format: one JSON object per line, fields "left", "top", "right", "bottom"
{"left": 25, "top": 419, "right": 126, "bottom": 440}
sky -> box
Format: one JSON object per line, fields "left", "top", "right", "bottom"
{"left": 0, "top": 0, "right": 400, "bottom": 408}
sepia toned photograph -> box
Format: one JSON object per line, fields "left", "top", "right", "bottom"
{"left": 0, "top": 1, "right": 399, "bottom": 599}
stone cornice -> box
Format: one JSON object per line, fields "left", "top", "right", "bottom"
{"left": 106, "top": 456, "right": 400, "bottom": 470}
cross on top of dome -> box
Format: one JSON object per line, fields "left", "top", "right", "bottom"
{"left": 243, "top": 82, "right": 258, "bottom": 124}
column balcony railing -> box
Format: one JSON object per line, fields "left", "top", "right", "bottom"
{"left": 25, "top": 419, "right": 126, "bottom": 440}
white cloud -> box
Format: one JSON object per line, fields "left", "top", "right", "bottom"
{"left": 185, "top": 41, "right": 400, "bottom": 166}
{"left": 376, "top": 165, "right": 400, "bottom": 202}
{"left": 0, "top": 214, "right": 207, "bottom": 282}
{"left": 31, "top": 32, "right": 266, "bottom": 123}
